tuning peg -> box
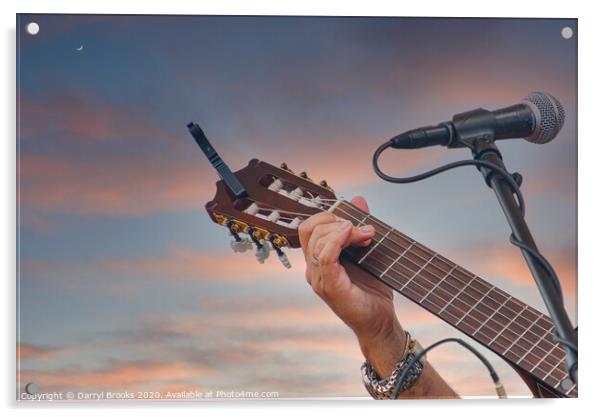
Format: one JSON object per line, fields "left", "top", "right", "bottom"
{"left": 226, "top": 220, "right": 252, "bottom": 253}
{"left": 269, "top": 235, "right": 291, "bottom": 269}
{"left": 255, "top": 239, "right": 271, "bottom": 263}
{"left": 280, "top": 162, "right": 292, "bottom": 172}
{"left": 248, "top": 227, "right": 270, "bottom": 263}
{"left": 276, "top": 248, "right": 291, "bottom": 269}
{"left": 230, "top": 237, "right": 253, "bottom": 253}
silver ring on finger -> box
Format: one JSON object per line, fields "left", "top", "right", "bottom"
{"left": 311, "top": 255, "right": 320, "bottom": 266}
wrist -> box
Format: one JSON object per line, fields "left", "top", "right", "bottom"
{"left": 357, "top": 319, "right": 406, "bottom": 378}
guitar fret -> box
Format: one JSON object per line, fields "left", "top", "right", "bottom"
{"left": 400, "top": 254, "right": 437, "bottom": 291}
{"left": 488, "top": 304, "right": 528, "bottom": 346}
{"left": 543, "top": 356, "right": 565, "bottom": 381}
{"left": 439, "top": 274, "right": 477, "bottom": 314}
{"left": 419, "top": 265, "right": 457, "bottom": 303}
{"left": 333, "top": 201, "right": 576, "bottom": 398}
{"left": 502, "top": 312, "right": 544, "bottom": 355}
{"left": 472, "top": 295, "right": 510, "bottom": 336}
{"left": 356, "top": 214, "right": 370, "bottom": 226}
{"left": 358, "top": 227, "right": 393, "bottom": 264}
{"left": 456, "top": 286, "right": 494, "bottom": 326}
{"left": 517, "top": 326, "right": 553, "bottom": 364}
{"left": 327, "top": 199, "right": 344, "bottom": 213}
{"left": 379, "top": 242, "right": 415, "bottom": 278}
{"left": 530, "top": 343, "right": 557, "bottom": 373}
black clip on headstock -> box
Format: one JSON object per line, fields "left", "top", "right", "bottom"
{"left": 187, "top": 122, "right": 248, "bottom": 199}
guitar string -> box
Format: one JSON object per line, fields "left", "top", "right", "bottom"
{"left": 252, "top": 191, "right": 574, "bottom": 391}
{"left": 335, "top": 200, "right": 564, "bottom": 337}
{"left": 254, "top": 199, "right": 559, "bottom": 343}
{"left": 256, "top": 199, "right": 562, "bottom": 351}
{"left": 333, "top": 199, "right": 574, "bottom": 389}
{"left": 249, "top": 200, "right": 568, "bottom": 378}
{"left": 332, "top": 200, "right": 567, "bottom": 363}
{"left": 275, "top": 197, "right": 564, "bottom": 341}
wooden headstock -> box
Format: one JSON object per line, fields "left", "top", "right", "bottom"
{"left": 205, "top": 159, "right": 338, "bottom": 267}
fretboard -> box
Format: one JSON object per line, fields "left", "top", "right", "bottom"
{"left": 331, "top": 200, "right": 576, "bottom": 397}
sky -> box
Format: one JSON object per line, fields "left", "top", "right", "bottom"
{"left": 16, "top": 14, "right": 577, "bottom": 399}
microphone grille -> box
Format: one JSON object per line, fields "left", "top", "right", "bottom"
{"left": 522, "top": 92, "right": 565, "bottom": 144}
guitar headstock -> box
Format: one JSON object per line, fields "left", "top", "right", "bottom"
{"left": 205, "top": 159, "right": 339, "bottom": 268}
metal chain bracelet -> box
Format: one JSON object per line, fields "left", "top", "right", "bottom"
{"left": 360, "top": 331, "right": 425, "bottom": 399}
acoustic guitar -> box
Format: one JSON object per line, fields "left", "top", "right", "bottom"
{"left": 203, "top": 158, "right": 577, "bottom": 398}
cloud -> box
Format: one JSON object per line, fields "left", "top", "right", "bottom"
{"left": 105, "top": 247, "right": 306, "bottom": 283}
{"left": 18, "top": 153, "right": 216, "bottom": 219}
{"left": 19, "top": 93, "right": 172, "bottom": 145}
{"left": 18, "top": 91, "right": 228, "bottom": 223}
{"left": 17, "top": 291, "right": 529, "bottom": 398}
{"left": 17, "top": 343, "right": 67, "bottom": 362}
{"left": 445, "top": 242, "right": 577, "bottom": 296}
{"left": 20, "top": 359, "right": 213, "bottom": 393}
{"left": 17, "top": 88, "right": 443, "bottom": 223}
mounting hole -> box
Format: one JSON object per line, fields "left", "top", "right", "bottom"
{"left": 561, "top": 26, "right": 573, "bottom": 39}
{"left": 26, "top": 22, "right": 40, "bottom": 35}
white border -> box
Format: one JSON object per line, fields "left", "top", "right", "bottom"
{"left": 2, "top": 1, "right": 600, "bottom": 416}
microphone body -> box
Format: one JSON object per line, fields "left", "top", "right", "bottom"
{"left": 391, "top": 93, "right": 565, "bottom": 149}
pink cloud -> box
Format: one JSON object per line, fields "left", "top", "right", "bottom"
{"left": 446, "top": 243, "right": 576, "bottom": 296}
{"left": 17, "top": 343, "right": 67, "bottom": 362}
{"left": 19, "top": 94, "right": 172, "bottom": 144}
{"left": 19, "top": 154, "right": 216, "bottom": 218}
{"left": 17, "top": 92, "right": 442, "bottom": 221}
{"left": 107, "top": 247, "right": 307, "bottom": 283}
{"left": 20, "top": 360, "right": 213, "bottom": 392}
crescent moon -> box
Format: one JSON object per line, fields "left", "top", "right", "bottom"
{"left": 25, "top": 382, "right": 37, "bottom": 395}
{"left": 76, "top": 45, "right": 84, "bottom": 51}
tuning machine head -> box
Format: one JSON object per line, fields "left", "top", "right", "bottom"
{"left": 269, "top": 234, "right": 291, "bottom": 269}
{"left": 299, "top": 171, "right": 317, "bottom": 184}
{"left": 319, "top": 179, "right": 334, "bottom": 192}
{"left": 247, "top": 227, "right": 271, "bottom": 263}
{"left": 230, "top": 237, "right": 253, "bottom": 253}
{"left": 255, "top": 239, "right": 271, "bottom": 263}
{"left": 225, "top": 219, "right": 253, "bottom": 253}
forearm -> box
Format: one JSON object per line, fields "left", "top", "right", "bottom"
{"left": 358, "top": 321, "right": 459, "bottom": 399}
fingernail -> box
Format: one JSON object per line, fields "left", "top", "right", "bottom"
{"left": 339, "top": 220, "right": 352, "bottom": 231}
{"left": 358, "top": 225, "right": 374, "bottom": 234}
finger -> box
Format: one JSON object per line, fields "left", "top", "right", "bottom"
{"left": 310, "top": 222, "right": 375, "bottom": 259}
{"left": 306, "top": 221, "right": 349, "bottom": 291}
{"left": 312, "top": 222, "right": 353, "bottom": 295}
{"left": 318, "top": 259, "right": 350, "bottom": 301}
{"left": 358, "top": 237, "right": 372, "bottom": 247}
{"left": 316, "top": 224, "right": 352, "bottom": 266}
{"left": 308, "top": 221, "right": 349, "bottom": 263}
{"left": 350, "top": 196, "right": 370, "bottom": 214}
{"left": 349, "top": 196, "right": 373, "bottom": 247}
{"left": 298, "top": 211, "right": 337, "bottom": 255}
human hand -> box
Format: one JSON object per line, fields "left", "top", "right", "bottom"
{"left": 299, "top": 196, "right": 406, "bottom": 372}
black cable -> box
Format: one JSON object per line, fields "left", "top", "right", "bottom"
{"left": 373, "top": 140, "right": 565, "bottom": 302}
{"left": 372, "top": 141, "right": 526, "bottom": 216}
{"left": 373, "top": 139, "right": 577, "bottom": 390}
{"left": 391, "top": 338, "right": 506, "bottom": 399}
{"left": 509, "top": 233, "right": 564, "bottom": 304}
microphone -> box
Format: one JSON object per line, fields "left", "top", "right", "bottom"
{"left": 390, "top": 92, "right": 565, "bottom": 149}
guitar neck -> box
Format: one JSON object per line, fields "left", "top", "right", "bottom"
{"left": 330, "top": 199, "right": 576, "bottom": 397}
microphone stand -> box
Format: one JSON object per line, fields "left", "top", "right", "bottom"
{"left": 455, "top": 109, "right": 578, "bottom": 386}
